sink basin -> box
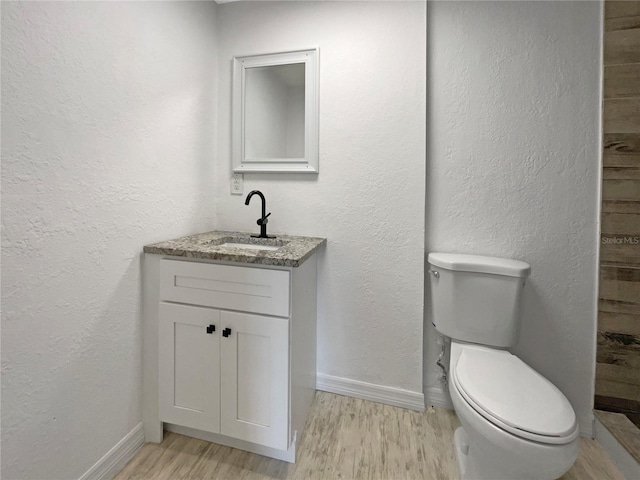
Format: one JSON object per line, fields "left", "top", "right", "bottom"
{"left": 220, "top": 242, "right": 281, "bottom": 251}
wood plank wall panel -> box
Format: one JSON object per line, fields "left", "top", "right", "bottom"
{"left": 597, "top": 265, "right": 640, "bottom": 419}
{"left": 600, "top": 243, "right": 640, "bottom": 266}
{"left": 604, "top": 2, "right": 640, "bottom": 64}
{"left": 604, "top": 65, "right": 640, "bottom": 98}
{"left": 604, "top": 1, "right": 640, "bottom": 20}
{"left": 603, "top": 133, "right": 640, "bottom": 167}
{"left": 596, "top": 1, "right": 640, "bottom": 431}
{"left": 604, "top": 30, "right": 640, "bottom": 65}
{"left": 604, "top": 99, "right": 640, "bottom": 133}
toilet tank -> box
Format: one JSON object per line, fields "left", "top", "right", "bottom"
{"left": 428, "top": 253, "right": 531, "bottom": 348}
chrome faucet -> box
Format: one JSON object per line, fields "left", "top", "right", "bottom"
{"left": 244, "top": 190, "right": 274, "bottom": 238}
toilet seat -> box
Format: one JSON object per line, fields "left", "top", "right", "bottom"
{"left": 452, "top": 346, "right": 579, "bottom": 445}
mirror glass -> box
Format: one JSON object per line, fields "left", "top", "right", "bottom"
{"left": 233, "top": 49, "right": 318, "bottom": 173}
{"left": 245, "top": 63, "right": 305, "bottom": 159}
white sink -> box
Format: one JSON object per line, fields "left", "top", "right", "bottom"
{"left": 220, "top": 242, "right": 281, "bottom": 251}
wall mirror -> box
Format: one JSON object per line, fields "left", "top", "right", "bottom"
{"left": 232, "top": 49, "right": 319, "bottom": 173}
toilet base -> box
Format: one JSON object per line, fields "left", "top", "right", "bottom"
{"left": 455, "top": 426, "right": 520, "bottom": 480}
{"left": 455, "top": 426, "right": 500, "bottom": 480}
{"left": 453, "top": 425, "right": 576, "bottom": 480}
{"left": 454, "top": 427, "right": 470, "bottom": 479}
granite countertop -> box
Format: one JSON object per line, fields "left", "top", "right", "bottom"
{"left": 143, "top": 230, "right": 326, "bottom": 268}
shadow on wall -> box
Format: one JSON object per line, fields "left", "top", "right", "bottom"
{"left": 512, "top": 281, "right": 578, "bottom": 403}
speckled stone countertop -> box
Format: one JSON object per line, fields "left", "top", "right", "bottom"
{"left": 143, "top": 231, "right": 326, "bottom": 268}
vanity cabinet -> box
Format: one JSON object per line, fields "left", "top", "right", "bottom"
{"left": 219, "top": 310, "right": 289, "bottom": 450}
{"left": 142, "top": 240, "right": 322, "bottom": 463}
{"left": 159, "top": 302, "right": 289, "bottom": 450}
{"left": 159, "top": 302, "right": 221, "bottom": 434}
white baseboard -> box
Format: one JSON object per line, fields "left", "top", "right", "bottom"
{"left": 425, "top": 385, "right": 454, "bottom": 410}
{"left": 79, "top": 423, "right": 145, "bottom": 480}
{"left": 316, "top": 373, "right": 425, "bottom": 411}
{"left": 594, "top": 416, "right": 640, "bottom": 480}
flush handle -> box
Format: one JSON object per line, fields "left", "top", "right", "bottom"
{"left": 429, "top": 270, "right": 440, "bottom": 279}
{"left": 222, "top": 328, "right": 232, "bottom": 338}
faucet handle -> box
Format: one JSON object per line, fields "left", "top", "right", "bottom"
{"left": 257, "top": 212, "right": 271, "bottom": 226}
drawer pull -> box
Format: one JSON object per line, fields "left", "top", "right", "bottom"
{"left": 206, "top": 324, "right": 216, "bottom": 334}
{"left": 222, "top": 328, "right": 232, "bottom": 338}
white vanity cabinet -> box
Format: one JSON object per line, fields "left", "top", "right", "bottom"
{"left": 142, "top": 247, "right": 320, "bottom": 463}
{"left": 158, "top": 302, "right": 289, "bottom": 450}
{"left": 158, "top": 302, "right": 221, "bottom": 434}
{"left": 219, "top": 310, "right": 289, "bottom": 450}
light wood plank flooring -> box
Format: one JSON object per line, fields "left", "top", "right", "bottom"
{"left": 115, "top": 392, "right": 624, "bottom": 480}
{"left": 595, "top": 409, "right": 640, "bottom": 464}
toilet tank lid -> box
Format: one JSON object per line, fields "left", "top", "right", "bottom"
{"left": 428, "top": 253, "right": 531, "bottom": 278}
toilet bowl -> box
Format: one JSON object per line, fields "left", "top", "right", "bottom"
{"left": 448, "top": 342, "right": 580, "bottom": 480}
{"left": 427, "top": 253, "right": 581, "bottom": 479}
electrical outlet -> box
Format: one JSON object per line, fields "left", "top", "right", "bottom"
{"left": 231, "top": 173, "right": 243, "bottom": 195}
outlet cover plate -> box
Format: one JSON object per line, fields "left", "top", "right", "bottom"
{"left": 231, "top": 173, "right": 243, "bottom": 195}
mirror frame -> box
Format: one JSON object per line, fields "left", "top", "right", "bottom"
{"left": 232, "top": 48, "right": 319, "bottom": 174}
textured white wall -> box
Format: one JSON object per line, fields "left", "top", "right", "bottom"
{"left": 425, "top": 1, "right": 602, "bottom": 434}
{"left": 1, "top": 2, "right": 602, "bottom": 477}
{"left": 215, "top": 2, "right": 427, "bottom": 393}
{"left": 1, "top": 2, "right": 218, "bottom": 479}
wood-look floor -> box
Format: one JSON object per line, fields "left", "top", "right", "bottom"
{"left": 115, "top": 392, "right": 624, "bottom": 480}
{"left": 595, "top": 409, "right": 640, "bottom": 464}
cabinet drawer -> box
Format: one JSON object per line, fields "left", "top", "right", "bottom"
{"left": 160, "top": 259, "right": 290, "bottom": 317}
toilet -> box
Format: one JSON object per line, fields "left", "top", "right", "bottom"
{"left": 428, "top": 253, "right": 580, "bottom": 480}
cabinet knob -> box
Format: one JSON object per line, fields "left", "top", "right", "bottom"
{"left": 206, "top": 324, "right": 216, "bottom": 334}
{"left": 222, "top": 327, "right": 232, "bottom": 337}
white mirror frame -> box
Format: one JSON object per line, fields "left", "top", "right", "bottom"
{"left": 232, "top": 48, "right": 319, "bottom": 174}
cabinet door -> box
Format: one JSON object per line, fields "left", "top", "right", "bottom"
{"left": 220, "top": 311, "right": 289, "bottom": 450}
{"left": 159, "top": 302, "right": 220, "bottom": 433}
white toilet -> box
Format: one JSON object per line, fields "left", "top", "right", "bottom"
{"left": 428, "top": 253, "right": 580, "bottom": 480}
